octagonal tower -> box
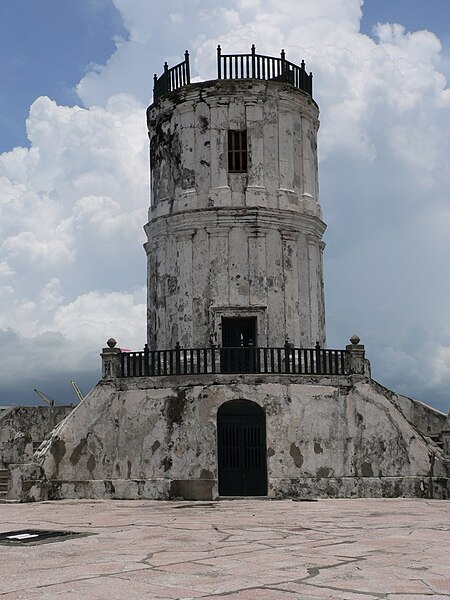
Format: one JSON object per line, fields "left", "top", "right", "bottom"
{"left": 145, "top": 46, "right": 326, "bottom": 352}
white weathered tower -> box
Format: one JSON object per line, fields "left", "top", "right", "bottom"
{"left": 145, "top": 46, "right": 326, "bottom": 352}
{"left": 12, "top": 47, "right": 449, "bottom": 504}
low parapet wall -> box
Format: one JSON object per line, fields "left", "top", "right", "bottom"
{"left": 371, "top": 380, "right": 446, "bottom": 437}
{"left": 0, "top": 405, "right": 75, "bottom": 468}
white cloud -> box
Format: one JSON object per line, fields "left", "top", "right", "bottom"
{"left": 0, "top": 89, "right": 149, "bottom": 390}
{"left": 52, "top": 289, "right": 146, "bottom": 348}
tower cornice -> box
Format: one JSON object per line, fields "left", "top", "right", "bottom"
{"left": 144, "top": 206, "right": 326, "bottom": 243}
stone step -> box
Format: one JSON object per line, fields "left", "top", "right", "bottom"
{"left": 0, "top": 469, "right": 9, "bottom": 496}
{"left": 429, "top": 435, "right": 444, "bottom": 449}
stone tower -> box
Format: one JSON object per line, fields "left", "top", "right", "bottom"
{"left": 145, "top": 46, "right": 326, "bottom": 352}
{"left": 9, "top": 46, "right": 449, "bottom": 503}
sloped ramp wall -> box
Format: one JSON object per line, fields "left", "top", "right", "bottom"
{"left": 9, "top": 377, "right": 449, "bottom": 501}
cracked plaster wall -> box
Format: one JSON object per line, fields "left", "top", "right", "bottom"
{"left": 11, "top": 378, "right": 448, "bottom": 501}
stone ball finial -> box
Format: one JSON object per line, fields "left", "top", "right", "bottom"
{"left": 106, "top": 338, "right": 117, "bottom": 348}
{"left": 350, "top": 335, "right": 360, "bottom": 345}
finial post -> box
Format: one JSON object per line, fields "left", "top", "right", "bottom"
{"left": 101, "top": 338, "right": 122, "bottom": 379}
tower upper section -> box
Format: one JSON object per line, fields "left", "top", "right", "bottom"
{"left": 147, "top": 46, "right": 321, "bottom": 221}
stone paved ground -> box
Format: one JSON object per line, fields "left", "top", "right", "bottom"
{"left": 0, "top": 498, "right": 449, "bottom": 599}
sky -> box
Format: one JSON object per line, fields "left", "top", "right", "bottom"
{"left": 0, "top": 0, "right": 449, "bottom": 413}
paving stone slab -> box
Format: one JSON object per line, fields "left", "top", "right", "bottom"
{"left": 0, "top": 498, "right": 449, "bottom": 599}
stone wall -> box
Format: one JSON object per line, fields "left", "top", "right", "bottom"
{"left": 0, "top": 405, "right": 75, "bottom": 468}
{"left": 10, "top": 376, "right": 448, "bottom": 502}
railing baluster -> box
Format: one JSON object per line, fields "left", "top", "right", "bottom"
{"left": 167, "top": 348, "right": 172, "bottom": 375}
{"left": 211, "top": 345, "right": 216, "bottom": 374}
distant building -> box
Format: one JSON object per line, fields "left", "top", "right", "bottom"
{"left": 7, "top": 46, "right": 450, "bottom": 501}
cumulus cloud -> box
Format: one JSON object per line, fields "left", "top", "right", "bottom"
{"left": 0, "top": 88, "right": 148, "bottom": 399}
{"left": 1, "top": 0, "right": 450, "bottom": 411}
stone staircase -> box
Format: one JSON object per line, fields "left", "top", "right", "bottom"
{"left": 0, "top": 469, "right": 9, "bottom": 498}
{"left": 429, "top": 434, "right": 444, "bottom": 450}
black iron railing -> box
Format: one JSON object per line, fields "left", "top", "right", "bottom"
{"left": 153, "top": 45, "right": 312, "bottom": 102}
{"left": 153, "top": 50, "right": 191, "bottom": 101}
{"left": 120, "top": 343, "right": 346, "bottom": 377}
{"left": 217, "top": 45, "right": 312, "bottom": 97}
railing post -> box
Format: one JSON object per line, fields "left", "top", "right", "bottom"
{"left": 144, "top": 343, "right": 149, "bottom": 376}
{"left": 345, "top": 335, "right": 370, "bottom": 377}
{"left": 211, "top": 343, "right": 216, "bottom": 374}
{"left": 284, "top": 339, "right": 291, "bottom": 374}
{"left": 184, "top": 50, "right": 190, "bottom": 84}
{"left": 101, "top": 338, "right": 122, "bottom": 379}
{"left": 251, "top": 44, "right": 256, "bottom": 78}
{"left": 217, "top": 45, "right": 222, "bottom": 79}
{"left": 175, "top": 342, "right": 181, "bottom": 374}
{"left": 315, "top": 342, "right": 322, "bottom": 374}
{"left": 163, "top": 61, "right": 169, "bottom": 93}
{"left": 281, "top": 48, "right": 286, "bottom": 80}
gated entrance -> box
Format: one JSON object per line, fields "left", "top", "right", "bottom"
{"left": 217, "top": 400, "right": 267, "bottom": 496}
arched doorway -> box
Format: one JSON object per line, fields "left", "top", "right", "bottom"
{"left": 217, "top": 400, "right": 267, "bottom": 496}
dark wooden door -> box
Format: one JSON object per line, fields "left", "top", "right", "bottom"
{"left": 217, "top": 401, "right": 267, "bottom": 496}
{"left": 221, "top": 317, "right": 257, "bottom": 373}
{"left": 222, "top": 317, "right": 256, "bottom": 347}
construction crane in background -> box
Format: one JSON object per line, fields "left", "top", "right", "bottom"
{"left": 70, "top": 380, "right": 84, "bottom": 402}
{"left": 34, "top": 389, "right": 55, "bottom": 407}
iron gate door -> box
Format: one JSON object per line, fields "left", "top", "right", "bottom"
{"left": 217, "top": 414, "right": 267, "bottom": 496}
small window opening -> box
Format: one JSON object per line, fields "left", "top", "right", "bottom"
{"left": 228, "top": 130, "right": 247, "bottom": 173}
